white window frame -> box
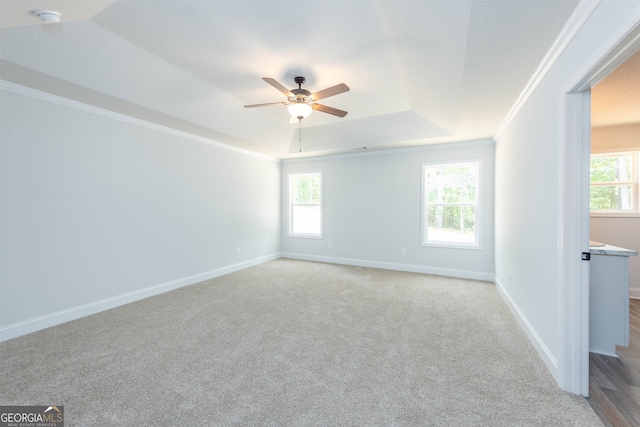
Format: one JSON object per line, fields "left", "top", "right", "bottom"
{"left": 288, "top": 171, "right": 323, "bottom": 238}
{"left": 589, "top": 150, "right": 639, "bottom": 217}
{"left": 422, "top": 160, "right": 481, "bottom": 249}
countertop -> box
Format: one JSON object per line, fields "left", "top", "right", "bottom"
{"left": 589, "top": 242, "right": 638, "bottom": 257}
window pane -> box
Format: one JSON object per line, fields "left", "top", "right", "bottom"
{"left": 310, "top": 174, "right": 321, "bottom": 203}
{"left": 290, "top": 172, "right": 322, "bottom": 237}
{"left": 292, "top": 175, "right": 308, "bottom": 204}
{"left": 291, "top": 174, "right": 321, "bottom": 204}
{"left": 590, "top": 185, "right": 633, "bottom": 210}
{"left": 427, "top": 205, "right": 475, "bottom": 243}
{"left": 590, "top": 155, "right": 633, "bottom": 183}
{"left": 424, "top": 161, "right": 479, "bottom": 246}
{"left": 291, "top": 205, "right": 321, "bottom": 235}
{"left": 426, "top": 164, "right": 477, "bottom": 204}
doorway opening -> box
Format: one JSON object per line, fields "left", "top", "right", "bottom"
{"left": 560, "top": 21, "right": 639, "bottom": 399}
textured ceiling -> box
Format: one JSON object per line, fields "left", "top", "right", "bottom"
{"left": 0, "top": 0, "right": 603, "bottom": 158}
{"left": 591, "top": 49, "right": 640, "bottom": 128}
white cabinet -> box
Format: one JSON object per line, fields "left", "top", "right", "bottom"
{"left": 589, "top": 244, "right": 638, "bottom": 356}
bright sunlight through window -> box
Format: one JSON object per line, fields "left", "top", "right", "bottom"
{"left": 423, "top": 161, "right": 480, "bottom": 247}
{"left": 590, "top": 152, "right": 638, "bottom": 213}
{"left": 289, "top": 172, "right": 322, "bottom": 237}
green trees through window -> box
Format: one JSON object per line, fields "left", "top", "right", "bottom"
{"left": 423, "top": 162, "right": 479, "bottom": 246}
{"left": 289, "top": 172, "right": 322, "bottom": 236}
{"left": 590, "top": 153, "right": 637, "bottom": 212}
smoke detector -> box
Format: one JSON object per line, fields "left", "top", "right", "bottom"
{"left": 32, "top": 10, "right": 61, "bottom": 24}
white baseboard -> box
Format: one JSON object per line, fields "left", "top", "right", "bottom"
{"left": 494, "top": 275, "right": 559, "bottom": 379}
{"left": 630, "top": 287, "right": 640, "bottom": 300}
{"left": 281, "top": 252, "right": 495, "bottom": 282}
{"left": 0, "top": 253, "right": 281, "bottom": 343}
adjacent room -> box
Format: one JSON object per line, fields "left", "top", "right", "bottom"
{"left": 1, "top": 1, "right": 639, "bottom": 425}
{"left": 587, "top": 50, "right": 640, "bottom": 424}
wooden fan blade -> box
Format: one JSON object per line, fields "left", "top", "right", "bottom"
{"left": 263, "top": 77, "right": 293, "bottom": 97}
{"left": 244, "top": 101, "right": 288, "bottom": 108}
{"left": 313, "top": 104, "right": 348, "bottom": 117}
{"left": 312, "top": 83, "right": 349, "bottom": 101}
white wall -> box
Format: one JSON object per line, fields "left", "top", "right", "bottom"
{"left": 591, "top": 123, "right": 640, "bottom": 152}
{"left": 494, "top": 0, "right": 640, "bottom": 388}
{"left": 281, "top": 141, "right": 495, "bottom": 281}
{"left": 591, "top": 123, "right": 640, "bottom": 298}
{"left": 0, "top": 85, "right": 281, "bottom": 340}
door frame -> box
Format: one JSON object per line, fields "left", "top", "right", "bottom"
{"left": 559, "top": 20, "right": 640, "bottom": 396}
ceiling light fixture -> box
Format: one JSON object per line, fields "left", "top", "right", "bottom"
{"left": 288, "top": 102, "right": 312, "bottom": 119}
{"left": 33, "top": 10, "right": 61, "bottom": 24}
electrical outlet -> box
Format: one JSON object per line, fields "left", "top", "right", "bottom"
{"left": 236, "top": 247, "right": 241, "bottom": 255}
{"left": 401, "top": 248, "right": 407, "bottom": 256}
{"left": 328, "top": 242, "right": 333, "bottom": 249}
{"left": 509, "top": 271, "right": 512, "bottom": 284}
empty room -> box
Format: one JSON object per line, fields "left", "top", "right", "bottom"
{"left": 1, "top": 1, "right": 639, "bottom": 425}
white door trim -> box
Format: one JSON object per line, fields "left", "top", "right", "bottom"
{"left": 559, "top": 19, "right": 640, "bottom": 396}
{"left": 558, "top": 90, "right": 591, "bottom": 396}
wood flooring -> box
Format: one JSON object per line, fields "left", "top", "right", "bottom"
{"left": 587, "top": 299, "right": 640, "bottom": 427}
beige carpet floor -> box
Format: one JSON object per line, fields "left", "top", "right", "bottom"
{"left": 0, "top": 259, "right": 601, "bottom": 425}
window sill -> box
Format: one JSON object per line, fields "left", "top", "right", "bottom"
{"left": 422, "top": 242, "right": 483, "bottom": 250}
{"left": 590, "top": 212, "right": 640, "bottom": 218}
{"left": 288, "top": 234, "right": 323, "bottom": 239}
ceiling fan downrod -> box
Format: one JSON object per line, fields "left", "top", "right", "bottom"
{"left": 294, "top": 76, "right": 306, "bottom": 88}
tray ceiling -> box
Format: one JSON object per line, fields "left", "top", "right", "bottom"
{"left": 1, "top": 0, "right": 606, "bottom": 158}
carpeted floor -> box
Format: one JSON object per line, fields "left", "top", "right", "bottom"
{"left": 0, "top": 259, "right": 601, "bottom": 425}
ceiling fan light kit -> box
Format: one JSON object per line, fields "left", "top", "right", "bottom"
{"left": 288, "top": 102, "right": 312, "bottom": 119}
{"left": 245, "top": 76, "right": 349, "bottom": 120}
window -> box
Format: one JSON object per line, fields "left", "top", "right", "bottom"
{"left": 423, "top": 161, "right": 480, "bottom": 247}
{"left": 289, "top": 172, "right": 322, "bottom": 237}
{"left": 590, "top": 152, "right": 639, "bottom": 213}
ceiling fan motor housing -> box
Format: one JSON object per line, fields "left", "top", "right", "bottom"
{"left": 291, "top": 89, "right": 311, "bottom": 99}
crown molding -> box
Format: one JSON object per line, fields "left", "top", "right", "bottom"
{"left": 493, "top": 0, "right": 601, "bottom": 140}
{"left": 282, "top": 138, "right": 495, "bottom": 163}
{"left": 0, "top": 79, "right": 280, "bottom": 163}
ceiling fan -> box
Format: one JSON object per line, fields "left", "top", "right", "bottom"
{"left": 244, "top": 76, "right": 349, "bottom": 120}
